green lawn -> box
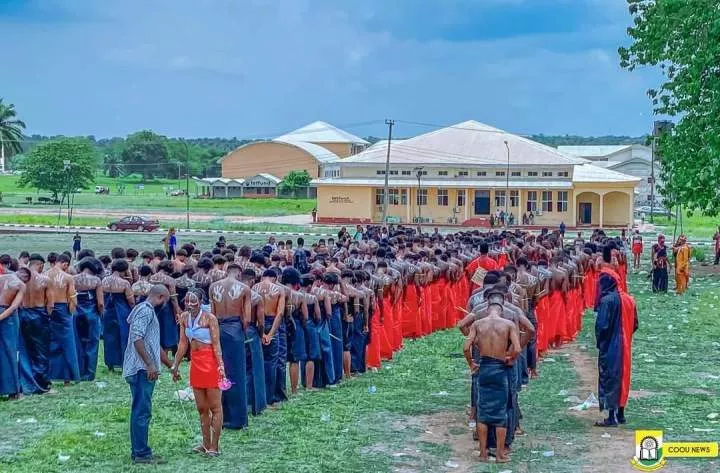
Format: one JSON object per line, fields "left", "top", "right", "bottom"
{"left": 1, "top": 267, "right": 717, "bottom": 472}
{"left": 0, "top": 175, "right": 316, "bottom": 216}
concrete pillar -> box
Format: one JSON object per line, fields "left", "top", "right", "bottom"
{"left": 599, "top": 192, "right": 604, "bottom": 228}
{"left": 464, "top": 189, "right": 469, "bottom": 221}
{"left": 571, "top": 190, "right": 577, "bottom": 227}
{"left": 406, "top": 187, "right": 411, "bottom": 223}
{"left": 518, "top": 190, "right": 524, "bottom": 220}
{"left": 224, "top": 186, "right": 229, "bottom": 198}
{"left": 628, "top": 192, "right": 634, "bottom": 226}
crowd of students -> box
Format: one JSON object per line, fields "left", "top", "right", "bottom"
{"left": 0, "top": 225, "right": 636, "bottom": 463}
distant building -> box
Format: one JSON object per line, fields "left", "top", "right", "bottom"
{"left": 196, "top": 121, "right": 369, "bottom": 198}
{"left": 315, "top": 121, "right": 640, "bottom": 228}
{"left": 557, "top": 145, "right": 658, "bottom": 204}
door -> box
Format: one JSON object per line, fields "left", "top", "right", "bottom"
{"left": 579, "top": 203, "right": 592, "bottom": 224}
{"left": 474, "top": 190, "right": 490, "bottom": 215}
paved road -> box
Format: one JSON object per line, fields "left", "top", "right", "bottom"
{"left": 0, "top": 224, "right": 332, "bottom": 238}
{"left": 0, "top": 207, "right": 313, "bottom": 225}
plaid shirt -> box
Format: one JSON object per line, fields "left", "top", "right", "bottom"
{"left": 123, "top": 301, "right": 161, "bottom": 378}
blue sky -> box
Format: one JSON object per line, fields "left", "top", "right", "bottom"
{"left": 1, "top": 0, "right": 659, "bottom": 139}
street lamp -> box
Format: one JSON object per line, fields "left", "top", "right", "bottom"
{"left": 181, "top": 139, "right": 190, "bottom": 230}
{"left": 413, "top": 166, "right": 424, "bottom": 235}
{"left": 503, "top": 141, "right": 510, "bottom": 227}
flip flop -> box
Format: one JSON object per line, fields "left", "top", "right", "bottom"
{"left": 205, "top": 450, "right": 221, "bottom": 458}
{"left": 191, "top": 445, "right": 207, "bottom": 454}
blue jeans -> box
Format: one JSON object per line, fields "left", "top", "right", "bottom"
{"left": 126, "top": 370, "right": 155, "bottom": 460}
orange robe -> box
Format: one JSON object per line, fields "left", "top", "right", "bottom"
{"left": 619, "top": 291, "right": 638, "bottom": 407}
{"left": 366, "top": 300, "right": 382, "bottom": 369}
{"left": 402, "top": 284, "right": 421, "bottom": 338}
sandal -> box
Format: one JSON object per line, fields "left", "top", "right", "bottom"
{"left": 205, "top": 450, "right": 221, "bottom": 458}
{"left": 191, "top": 445, "right": 207, "bottom": 454}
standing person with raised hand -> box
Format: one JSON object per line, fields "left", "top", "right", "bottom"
{"left": 73, "top": 257, "right": 104, "bottom": 381}
{"left": 46, "top": 253, "right": 80, "bottom": 385}
{"left": 171, "top": 288, "right": 225, "bottom": 457}
{"left": 209, "top": 263, "right": 251, "bottom": 430}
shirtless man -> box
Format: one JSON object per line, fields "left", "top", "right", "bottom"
{"left": 463, "top": 303, "right": 520, "bottom": 463}
{"left": 132, "top": 265, "right": 154, "bottom": 302}
{"left": 73, "top": 257, "right": 104, "bottom": 381}
{"left": 209, "top": 264, "right": 252, "bottom": 429}
{"left": 253, "top": 269, "right": 286, "bottom": 404}
{"left": 101, "top": 259, "right": 135, "bottom": 371}
{"left": 18, "top": 254, "right": 53, "bottom": 394}
{"left": 0, "top": 270, "right": 27, "bottom": 398}
{"left": 208, "top": 256, "right": 227, "bottom": 283}
{"left": 241, "top": 269, "right": 267, "bottom": 416}
{"left": 280, "top": 268, "right": 309, "bottom": 395}
{"left": 46, "top": 253, "right": 79, "bottom": 384}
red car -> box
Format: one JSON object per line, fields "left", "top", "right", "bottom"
{"left": 107, "top": 216, "right": 160, "bottom": 232}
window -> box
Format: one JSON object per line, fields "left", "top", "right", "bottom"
{"left": 351, "top": 143, "right": 366, "bottom": 155}
{"left": 542, "top": 171, "right": 553, "bottom": 177}
{"left": 417, "top": 189, "right": 428, "bottom": 206}
{"left": 376, "top": 170, "right": 386, "bottom": 176}
{"left": 437, "top": 189, "right": 449, "bottom": 206}
{"left": 527, "top": 171, "right": 538, "bottom": 177}
{"left": 438, "top": 171, "right": 448, "bottom": 176}
{"left": 389, "top": 170, "right": 399, "bottom": 175}
{"left": 542, "top": 191, "right": 553, "bottom": 212}
{"left": 558, "top": 171, "right": 569, "bottom": 177}
{"left": 389, "top": 188, "right": 400, "bottom": 205}
{"left": 495, "top": 190, "right": 506, "bottom": 207}
{"left": 526, "top": 191, "right": 537, "bottom": 212}
{"left": 375, "top": 188, "right": 385, "bottom": 206}
{"left": 510, "top": 190, "right": 519, "bottom": 207}
{"left": 496, "top": 171, "right": 506, "bottom": 177}
{"left": 419, "top": 170, "right": 427, "bottom": 176}
{"left": 400, "top": 189, "right": 408, "bottom": 205}
{"left": 511, "top": 171, "right": 521, "bottom": 177}
{"left": 557, "top": 191, "right": 568, "bottom": 212}
{"left": 477, "top": 171, "right": 487, "bottom": 177}
{"left": 457, "top": 190, "right": 466, "bottom": 207}
{"left": 401, "top": 170, "right": 412, "bottom": 176}
{"left": 458, "top": 171, "right": 469, "bottom": 177}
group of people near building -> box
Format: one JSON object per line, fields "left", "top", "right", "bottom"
{"left": 0, "top": 224, "right": 639, "bottom": 464}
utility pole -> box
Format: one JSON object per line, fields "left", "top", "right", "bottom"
{"left": 181, "top": 139, "right": 190, "bottom": 230}
{"left": 381, "top": 119, "right": 394, "bottom": 225}
{"left": 414, "top": 166, "right": 424, "bottom": 235}
{"left": 504, "top": 140, "right": 510, "bottom": 226}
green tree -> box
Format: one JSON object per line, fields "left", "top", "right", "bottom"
{"left": 0, "top": 98, "right": 26, "bottom": 171}
{"left": 18, "top": 138, "right": 96, "bottom": 200}
{"left": 103, "top": 152, "right": 125, "bottom": 178}
{"left": 619, "top": 0, "right": 720, "bottom": 214}
{"left": 279, "top": 170, "right": 312, "bottom": 197}
{"left": 120, "top": 130, "right": 171, "bottom": 180}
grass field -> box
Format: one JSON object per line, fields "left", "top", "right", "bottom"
{"left": 1, "top": 266, "right": 718, "bottom": 472}
{"left": 0, "top": 175, "right": 316, "bottom": 217}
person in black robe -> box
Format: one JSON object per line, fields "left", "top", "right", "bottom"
{"left": 595, "top": 273, "right": 623, "bottom": 427}
{"left": 651, "top": 236, "right": 669, "bottom": 293}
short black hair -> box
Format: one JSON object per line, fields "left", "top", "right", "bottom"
{"left": 111, "top": 247, "right": 127, "bottom": 259}
{"left": 0, "top": 254, "right": 11, "bottom": 266}
{"left": 110, "top": 259, "right": 129, "bottom": 273}
{"left": 138, "top": 264, "right": 153, "bottom": 277}
{"left": 153, "top": 249, "right": 167, "bottom": 259}
{"left": 297, "top": 237, "right": 305, "bottom": 246}
{"left": 322, "top": 272, "right": 339, "bottom": 285}
{"left": 47, "top": 252, "right": 58, "bottom": 265}
{"left": 99, "top": 255, "right": 112, "bottom": 266}
{"left": 197, "top": 257, "right": 214, "bottom": 270}
{"left": 57, "top": 254, "right": 71, "bottom": 264}
{"left": 141, "top": 250, "right": 153, "bottom": 260}
{"left": 19, "top": 251, "right": 30, "bottom": 259}
{"left": 78, "top": 257, "right": 103, "bottom": 276}
{"left": 281, "top": 267, "right": 301, "bottom": 286}
{"left": 126, "top": 248, "right": 139, "bottom": 259}
{"left": 212, "top": 255, "right": 226, "bottom": 266}
{"left": 157, "top": 260, "right": 174, "bottom": 274}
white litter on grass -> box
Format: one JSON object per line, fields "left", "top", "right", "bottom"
{"left": 565, "top": 442, "right": 574, "bottom": 446}
{"left": 499, "top": 470, "right": 513, "bottom": 473}
{"left": 444, "top": 461, "right": 459, "bottom": 468}
{"left": 16, "top": 418, "right": 37, "bottom": 424}
{"left": 679, "top": 353, "right": 688, "bottom": 358}
{"left": 432, "top": 391, "right": 449, "bottom": 396}
{"left": 58, "top": 453, "right": 70, "bottom": 462}
{"left": 601, "top": 433, "right": 612, "bottom": 439}
{"left": 569, "top": 393, "right": 599, "bottom": 411}
{"left": 95, "top": 381, "right": 107, "bottom": 389}
{"left": 468, "top": 421, "right": 476, "bottom": 429}
{"left": 392, "top": 452, "right": 408, "bottom": 457}
{"left": 174, "top": 387, "right": 195, "bottom": 402}
{"left": 563, "top": 396, "right": 583, "bottom": 404}
{"left": 712, "top": 342, "right": 720, "bottom": 348}
{"left": 579, "top": 345, "right": 588, "bottom": 351}
{"left": 320, "top": 413, "right": 330, "bottom": 422}
{"left": 645, "top": 359, "right": 656, "bottom": 363}
{"left": 693, "top": 428, "right": 715, "bottom": 432}
{"left": 544, "top": 358, "right": 557, "bottom": 363}
{"left": 368, "top": 386, "right": 377, "bottom": 394}
{"left": 531, "top": 450, "right": 540, "bottom": 454}
{"left": 94, "top": 431, "right": 105, "bottom": 438}
{"left": 542, "top": 451, "right": 555, "bottom": 457}
{"left": 557, "top": 389, "right": 570, "bottom": 396}
{"left": 707, "top": 413, "right": 719, "bottom": 420}
{"left": 667, "top": 324, "right": 673, "bottom": 331}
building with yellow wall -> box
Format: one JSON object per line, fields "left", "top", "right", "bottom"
{"left": 314, "top": 121, "right": 640, "bottom": 228}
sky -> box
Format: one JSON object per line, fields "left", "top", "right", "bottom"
{"left": 1, "top": 0, "right": 660, "bottom": 139}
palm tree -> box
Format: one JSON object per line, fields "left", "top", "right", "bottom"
{"left": 0, "top": 99, "right": 26, "bottom": 172}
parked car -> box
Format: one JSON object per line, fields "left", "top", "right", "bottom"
{"left": 95, "top": 186, "right": 110, "bottom": 194}
{"left": 107, "top": 216, "right": 160, "bottom": 232}
{"left": 169, "top": 189, "right": 186, "bottom": 196}
{"left": 635, "top": 205, "right": 673, "bottom": 219}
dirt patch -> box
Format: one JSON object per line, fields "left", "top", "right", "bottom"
{"left": 629, "top": 389, "right": 667, "bottom": 399}
{"left": 567, "top": 343, "right": 693, "bottom": 473}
